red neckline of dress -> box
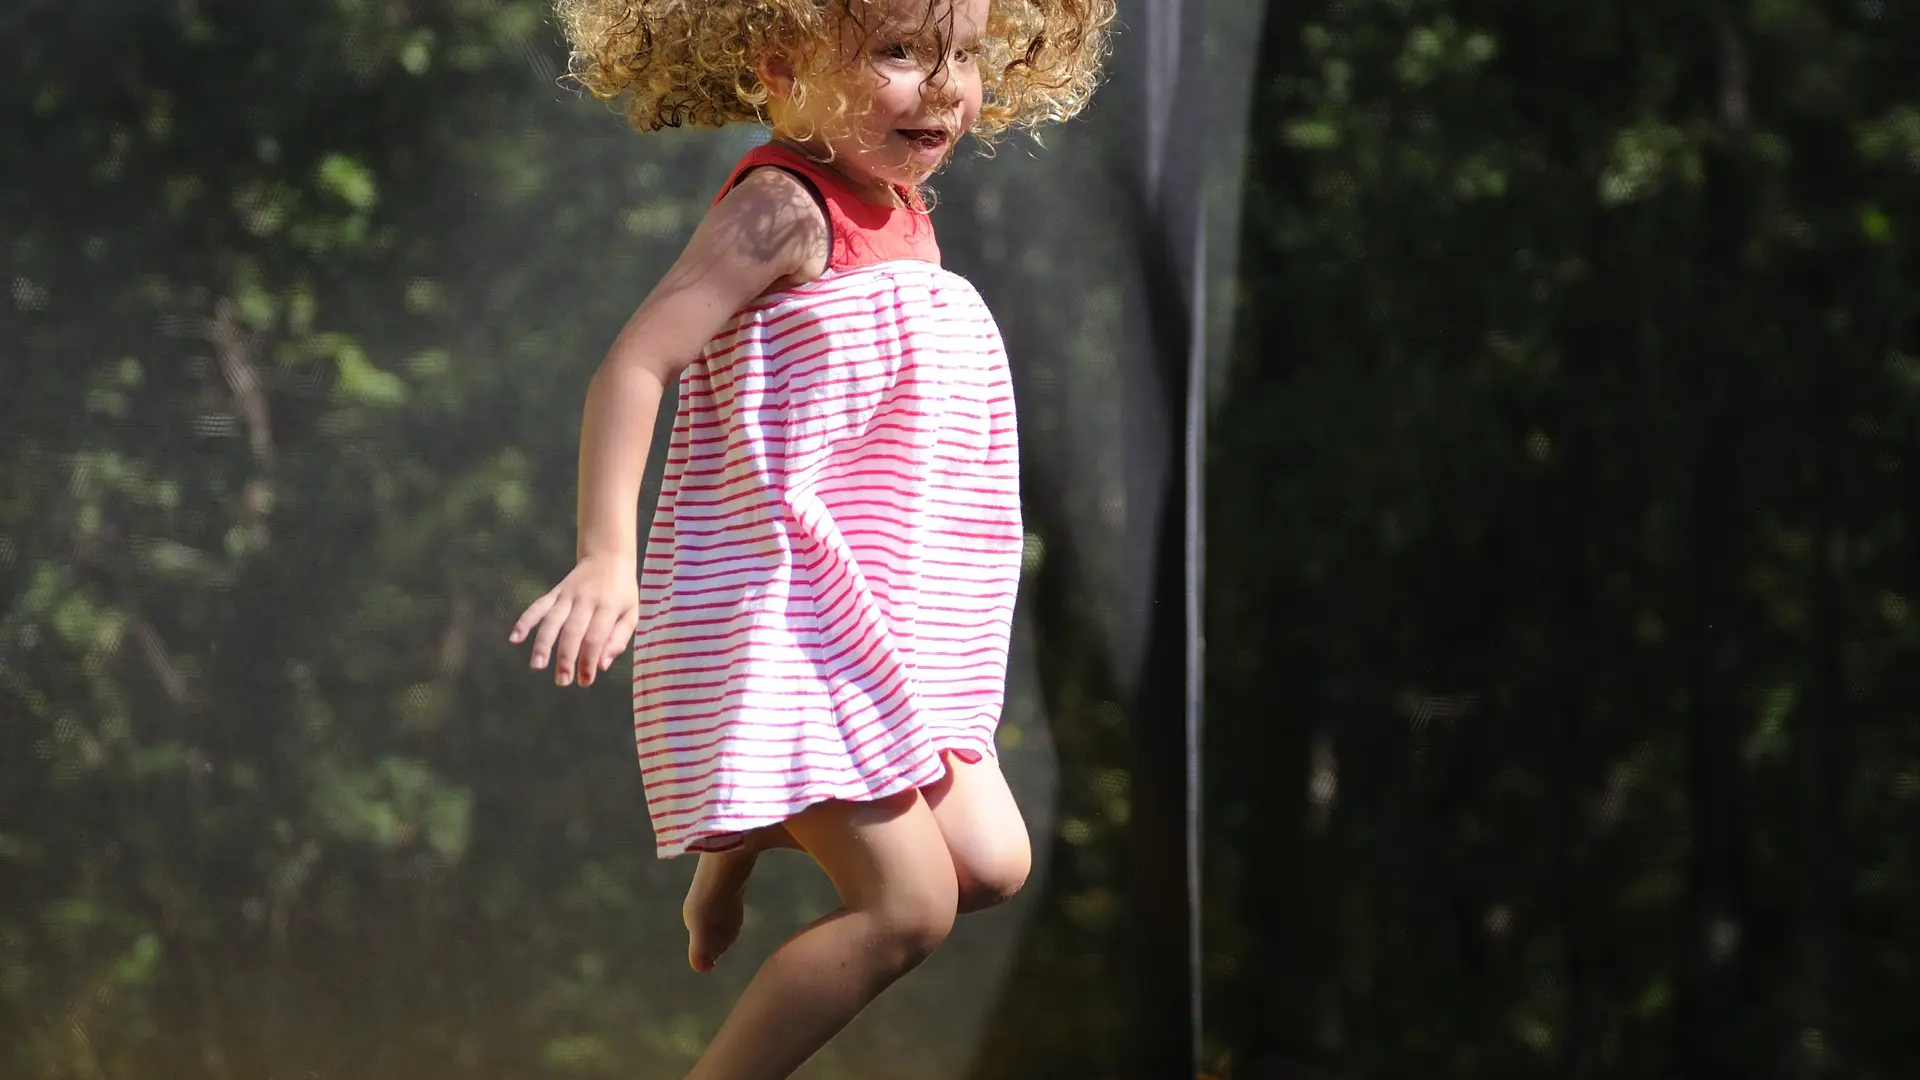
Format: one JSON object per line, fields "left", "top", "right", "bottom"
{"left": 763, "top": 140, "right": 925, "bottom": 215}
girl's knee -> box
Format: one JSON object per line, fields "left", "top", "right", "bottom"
{"left": 870, "top": 880, "right": 958, "bottom": 968}
{"left": 792, "top": 792, "right": 961, "bottom": 965}
{"left": 957, "top": 832, "right": 1031, "bottom": 914}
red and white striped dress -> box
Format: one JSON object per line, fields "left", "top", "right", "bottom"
{"left": 632, "top": 144, "right": 1023, "bottom": 858}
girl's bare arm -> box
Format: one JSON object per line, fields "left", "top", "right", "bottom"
{"left": 511, "top": 166, "right": 830, "bottom": 685}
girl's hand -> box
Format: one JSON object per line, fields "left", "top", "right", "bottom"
{"left": 508, "top": 555, "right": 640, "bottom": 688}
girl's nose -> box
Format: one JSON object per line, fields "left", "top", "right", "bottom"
{"left": 921, "top": 64, "right": 960, "bottom": 107}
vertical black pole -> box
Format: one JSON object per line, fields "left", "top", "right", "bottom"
{"left": 1129, "top": 0, "right": 1208, "bottom": 1076}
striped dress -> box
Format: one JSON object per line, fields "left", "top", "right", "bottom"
{"left": 632, "top": 144, "right": 1023, "bottom": 859}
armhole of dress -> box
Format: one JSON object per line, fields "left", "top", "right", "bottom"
{"left": 728, "top": 163, "right": 836, "bottom": 270}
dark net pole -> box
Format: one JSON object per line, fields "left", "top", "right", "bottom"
{"left": 1127, "top": 0, "right": 1209, "bottom": 1075}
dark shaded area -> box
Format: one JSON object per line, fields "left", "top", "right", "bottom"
{"left": 1205, "top": 1, "right": 1920, "bottom": 1077}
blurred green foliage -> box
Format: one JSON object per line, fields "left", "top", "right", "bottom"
{"left": 5, "top": 0, "right": 1919, "bottom": 1078}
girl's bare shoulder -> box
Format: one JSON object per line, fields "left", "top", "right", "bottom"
{"left": 698, "top": 164, "right": 830, "bottom": 292}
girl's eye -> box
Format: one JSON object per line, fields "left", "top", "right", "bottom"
{"left": 952, "top": 48, "right": 973, "bottom": 64}
{"left": 880, "top": 43, "right": 912, "bottom": 61}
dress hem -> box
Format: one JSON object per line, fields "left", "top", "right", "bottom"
{"left": 650, "top": 734, "right": 997, "bottom": 859}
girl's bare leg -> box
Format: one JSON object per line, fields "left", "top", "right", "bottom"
{"left": 683, "top": 824, "right": 801, "bottom": 973}
{"left": 922, "top": 751, "right": 1033, "bottom": 913}
{"left": 686, "top": 750, "right": 1030, "bottom": 972}
{"left": 684, "top": 790, "right": 959, "bottom": 1080}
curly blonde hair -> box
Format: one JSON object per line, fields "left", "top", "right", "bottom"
{"left": 554, "top": 0, "right": 1115, "bottom": 146}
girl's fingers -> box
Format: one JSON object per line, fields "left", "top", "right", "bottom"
{"left": 572, "top": 611, "right": 610, "bottom": 684}
{"left": 551, "top": 602, "right": 599, "bottom": 687}
{"left": 527, "top": 595, "right": 576, "bottom": 670}
{"left": 572, "top": 599, "right": 625, "bottom": 684}
{"left": 601, "top": 611, "right": 638, "bottom": 670}
{"left": 508, "top": 590, "right": 559, "bottom": 644}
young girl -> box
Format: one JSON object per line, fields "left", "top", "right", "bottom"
{"left": 508, "top": 0, "right": 1110, "bottom": 1075}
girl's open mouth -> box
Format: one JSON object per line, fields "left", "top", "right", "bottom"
{"left": 900, "top": 129, "right": 951, "bottom": 152}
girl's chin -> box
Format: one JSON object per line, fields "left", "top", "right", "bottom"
{"left": 890, "top": 152, "right": 948, "bottom": 181}
{"left": 809, "top": 144, "right": 943, "bottom": 193}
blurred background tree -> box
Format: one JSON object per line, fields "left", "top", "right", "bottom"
{"left": 1206, "top": 0, "right": 1920, "bottom": 1077}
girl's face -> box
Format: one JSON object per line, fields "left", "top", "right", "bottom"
{"left": 774, "top": 0, "right": 989, "bottom": 197}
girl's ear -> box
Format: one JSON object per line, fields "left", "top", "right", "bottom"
{"left": 757, "top": 50, "right": 797, "bottom": 97}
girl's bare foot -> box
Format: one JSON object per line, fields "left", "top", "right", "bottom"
{"left": 683, "top": 849, "right": 758, "bottom": 973}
